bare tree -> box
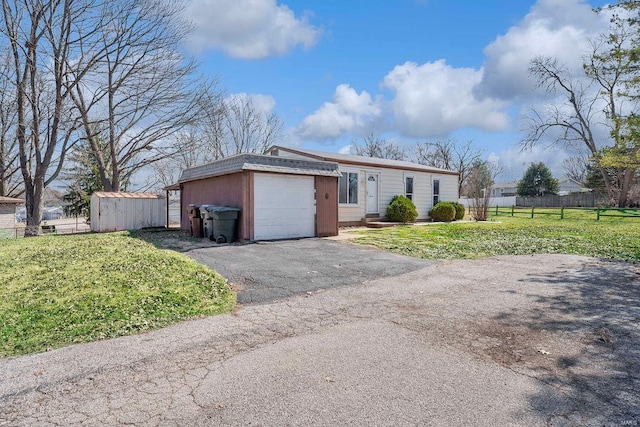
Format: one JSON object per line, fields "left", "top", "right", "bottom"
{"left": 524, "top": 9, "right": 639, "bottom": 207}
{"left": 0, "top": 50, "right": 19, "bottom": 196}
{"left": 220, "top": 95, "right": 284, "bottom": 157}
{"left": 562, "top": 155, "right": 588, "bottom": 184}
{"left": 0, "top": 0, "right": 101, "bottom": 235}
{"left": 351, "top": 134, "right": 406, "bottom": 160}
{"left": 70, "top": 0, "right": 206, "bottom": 192}
{"left": 151, "top": 129, "right": 211, "bottom": 190}
{"left": 414, "top": 139, "right": 483, "bottom": 195}
{"left": 467, "top": 160, "right": 501, "bottom": 221}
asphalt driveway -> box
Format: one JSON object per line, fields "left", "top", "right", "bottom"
{"left": 186, "top": 238, "right": 434, "bottom": 304}
{"left": 1, "top": 254, "right": 638, "bottom": 426}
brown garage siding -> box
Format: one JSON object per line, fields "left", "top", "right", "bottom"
{"left": 180, "top": 172, "right": 247, "bottom": 239}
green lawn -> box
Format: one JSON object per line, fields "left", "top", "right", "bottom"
{"left": 0, "top": 232, "right": 235, "bottom": 357}
{"left": 353, "top": 215, "right": 640, "bottom": 262}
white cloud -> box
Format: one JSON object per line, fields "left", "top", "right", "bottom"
{"left": 296, "top": 84, "right": 384, "bottom": 140}
{"left": 382, "top": 60, "right": 510, "bottom": 138}
{"left": 490, "top": 145, "right": 574, "bottom": 182}
{"left": 185, "top": 0, "right": 320, "bottom": 59}
{"left": 477, "top": 0, "right": 608, "bottom": 100}
{"left": 226, "top": 92, "right": 277, "bottom": 115}
{"left": 338, "top": 144, "right": 353, "bottom": 155}
{"left": 294, "top": 0, "right": 611, "bottom": 144}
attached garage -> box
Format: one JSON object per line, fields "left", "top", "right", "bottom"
{"left": 178, "top": 154, "right": 340, "bottom": 241}
{"left": 254, "top": 174, "right": 316, "bottom": 240}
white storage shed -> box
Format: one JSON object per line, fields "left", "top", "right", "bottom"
{"left": 91, "top": 192, "right": 166, "bottom": 232}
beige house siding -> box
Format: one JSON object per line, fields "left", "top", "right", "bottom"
{"left": 326, "top": 163, "right": 459, "bottom": 223}
{"left": 268, "top": 147, "right": 459, "bottom": 224}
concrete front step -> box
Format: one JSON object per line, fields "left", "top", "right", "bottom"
{"left": 365, "top": 221, "right": 403, "bottom": 228}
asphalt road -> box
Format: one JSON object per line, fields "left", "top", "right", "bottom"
{"left": 186, "top": 238, "right": 435, "bottom": 304}
{"left": 0, "top": 250, "right": 638, "bottom": 426}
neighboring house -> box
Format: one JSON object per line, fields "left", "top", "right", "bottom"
{"left": 558, "top": 177, "right": 589, "bottom": 195}
{"left": 0, "top": 196, "right": 25, "bottom": 230}
{"left": 490, "top": 182, "right": 518, "bottom": 197}
{"left": 265, "top": 146, "right": 459, "bottom": 226}
{"left": 178, "top": 153, "right": 341, "bottom": 241}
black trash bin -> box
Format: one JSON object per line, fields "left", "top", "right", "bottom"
{"left": 203, "top": 206, "right": 241, "bottom": 243}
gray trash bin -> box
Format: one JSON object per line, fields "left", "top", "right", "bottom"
{"left": 199, "top": 204, "right": 215, "bottom": 239}
{"left": 203, "top": 205, "right": 240, "bottom": 243}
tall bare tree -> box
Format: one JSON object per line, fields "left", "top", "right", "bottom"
{"left": 0, "top": 50, "right": 19, "bottom": 197}
{"left": 524, "top": 3, "right": 640, "bottom": 206}
{"left": 70, "top": 0, "right": 205, "bottom": 192}
{"left": 351, "top": 134, "right": 406, "bottom": 160}
{"left": 0, "top": 0, "right": 102, "bottom": 235}
{"left": 414, "top": 139, "right": 483, "bottom": 195}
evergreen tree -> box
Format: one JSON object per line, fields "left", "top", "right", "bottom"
{"left": 517, "top": 162, "right": 559, "bottom": 196}
{"left": 62, "top": 138, "right": 114, "bottom": 219}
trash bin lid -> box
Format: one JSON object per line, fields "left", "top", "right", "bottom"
{"left": 203, "top": 205, "right": 240, "bottom": 212}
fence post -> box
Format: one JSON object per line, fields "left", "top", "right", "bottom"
{"left": 511, "top": 205, "right": 514, "bottom": 217}
{"left": 597, "top": 207, "right": 600, "bottom": 221}
{"left": 560, "top": 207, "right": 564, "bottom": 220}
{"left": 531, "top": 206, "right": 535, "bottom": 219}
{"left": 495, "top": 205, "right": 498, "bottom": 216}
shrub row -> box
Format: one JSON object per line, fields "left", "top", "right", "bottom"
{"left": 386, "top": 197, "right": 465, "bottom": 223}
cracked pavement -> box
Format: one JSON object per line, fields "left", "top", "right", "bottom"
{"left": 1, "top": 253, "right": 639, "bottom": 426}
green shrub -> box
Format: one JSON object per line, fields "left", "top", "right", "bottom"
{"left": 452, "top": 202, "right": 465, "bottom": 220}
{"left": 387, "top": 195, "right": 418, "bottom": 223}
{"left": 430, "top": 202, "right": 456, "bottom": 222}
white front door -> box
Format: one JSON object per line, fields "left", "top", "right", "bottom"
{"left": 366, "top": 173, "right": 379, "bottom": 214}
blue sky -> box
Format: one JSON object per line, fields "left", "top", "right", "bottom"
{"left": 183, "top": 0, "right": 611, "bottom": 181}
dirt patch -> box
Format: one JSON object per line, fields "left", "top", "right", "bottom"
{"left": 131, "top": 229, "right": 239, "bottom": 251}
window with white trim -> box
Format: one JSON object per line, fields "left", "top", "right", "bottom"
{"left": 339, "top": 172, "right": 358, "bottom": 204}
{"left": 405, "top": 176, "right": 414, "bottom": 201}
{"left": 433, "top": 179, "right": 440, "bottom": 206}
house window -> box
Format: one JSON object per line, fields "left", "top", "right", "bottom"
{"left": 405, "top": 176, "right": 414, "bottom": 201}
{"left": 433, "top": 179, "right": 440, "bottom": 206}
{"left": 339, "top": 172, "right": 358, "bottom": 204}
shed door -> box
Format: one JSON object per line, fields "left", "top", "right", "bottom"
{"left": 254, "top": 173, "right": 316, "bottom": 240}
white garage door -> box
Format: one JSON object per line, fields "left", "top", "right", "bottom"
{"left": 254, "top": 173, "right": 316, "bottom": 240}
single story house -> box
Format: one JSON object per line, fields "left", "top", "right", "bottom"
{"left": 0, "top": 196, "right": 25, "bottom": 230}
{"left": 265, "top": 146, "right": 459, "bottom": 227}
{"left": 178, "top": 149, "right": 459, "bottom": 241}
{"left": 490, "top": 182, "right": 518, "bottom": 197}
{"left": 178, "top": 153, "right": 342, "bottom": 241}
{"left": 558, "top": 177, "right": 589, "bottom": 195}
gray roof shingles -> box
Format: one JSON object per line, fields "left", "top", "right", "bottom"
{"left": 179, "top": 153, "right": 341, "bottom": 183}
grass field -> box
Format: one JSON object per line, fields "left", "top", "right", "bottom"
{"left": 0, "top": 231, "right": 235, "bottom": 357}
{"left": 353, "top": 214, "right": 640, "bottom": 262}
